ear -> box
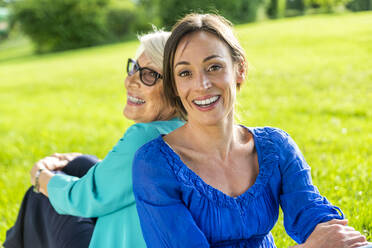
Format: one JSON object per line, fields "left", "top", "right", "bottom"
{"left": 235, "top": 59, "right": 246, "bottom": 87}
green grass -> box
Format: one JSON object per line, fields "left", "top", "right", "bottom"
{"left": 1, "top": 12, "right": 371, "bottom": 246}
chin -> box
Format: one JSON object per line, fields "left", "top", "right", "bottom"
{"left": 123, "top": 107, "right": 136, "bottom": 121}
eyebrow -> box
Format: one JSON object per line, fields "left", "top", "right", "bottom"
{"left": 203, "top": 54, "right": 222, "bottom": 62}
{"left": 175, "top": 54, "right": 223, "bottom": 68}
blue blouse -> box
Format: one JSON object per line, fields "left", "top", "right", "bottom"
{"left": 133, "top": 127, "right": 344, "bottom": 248}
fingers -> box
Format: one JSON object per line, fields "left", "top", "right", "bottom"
{"left": 343, "top": 226, "right": 357, "bottom": 232}
{"left": 345, "top": 233, "right": 367, "bottom": 246}
{"left": 325, "top": 219, "right": 349, "bottom": 226}
{"left": 51, "top": 152, "right": 82, "bottom": 162}
{"left": 349, "top": 242, "right": 370, "bottom": 248}
{"left": 39, "top": 156, "right": 60, "bottom": 170}
{"left": 306, "top": 219, "right": 368, "bottom": 248}
{"left": 39, "top": 152, "right": 82, "bottom": 170}
{"left": 333, "top": 225, "right": 367, "bottom": 248}
{"left": 34, "top": 155, "right": 68, "bottom": 171}
{"left": 51, "top": 153, "right": 67, "bottom": 160}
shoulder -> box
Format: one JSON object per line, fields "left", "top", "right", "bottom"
{"left": 133, "top": 136, "right": 166, "bottom": 163}
{"left": 126, "top": 118, "right": 183, "bottom": 137}
{"left": 133, "top": 118, "right": 184, "bottom": 136}
{"left": 112, "top": 119, "right": 184, "bottom": 153}
{"left": 133, "top": 137, "right": 181, "bottom": 198}
{"left": 133, "top": 136, "right": 175, "bottom": 178}
{"left": 249, "top": 126, "right": 305, "bottom": 167}
{"left": 249, "top": 126, "right": 291, "bottom": 146}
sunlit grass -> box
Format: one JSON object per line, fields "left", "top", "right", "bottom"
{"left": 1, "top": 11, "right": 371, "bottom": 246}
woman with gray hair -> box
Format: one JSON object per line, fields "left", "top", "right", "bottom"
{"left": 4, "top": 30, "right": 183, "bottom": 248}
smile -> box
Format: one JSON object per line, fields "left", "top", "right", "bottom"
{"left": 192, "top": 95, "right": 220, "bottom": 108}
{"left": 127, "top": 95, "right": 145, "bottom": 105}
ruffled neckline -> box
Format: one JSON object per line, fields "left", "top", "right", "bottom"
{"left": 157, "top": 127, "right": 279, "bottom": 208}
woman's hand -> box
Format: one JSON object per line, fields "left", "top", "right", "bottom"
{"left": 30, "top": 158, "right": 47, "bottom": 186}
{"left": 30, "top": 153, "right": 81, "bottom": 196}
{"left": 291, "top": 219, "right": 368, "bottom": 248}
{"left": 34, "top": 152, "right": 82, "bottom": 171}
{"left": 50, "top": 152, "right": 82, "bottom": 164}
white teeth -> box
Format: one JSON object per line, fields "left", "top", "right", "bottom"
{"left": 128, "top": 95, "right": 145, "bottom": 104}
{"left": 193, "top": 96, "right": 219, "bottom": 106}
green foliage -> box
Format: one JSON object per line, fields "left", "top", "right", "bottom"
{"left": 304, "top": 0, "right": 352, "bottom": 12}
{"left": 106, "top": 2, "right": 135, "bottom": 39}
{"left": 346, "top": 0, "right": 372, "bottom": 10}
{"left": 0, "top": 7, "right": 10, "bottom": 38}
{"left": 285, "top": 0, "right": 306, "bottom": 16}
{"left": 138, "top": 0, "right": 267, "bottom": 28}
{"left": 106, "top": 0, "right": 154, "bottom": 38}
{"left": 267, "top": 0, "right": 288, "bottom": 18}
{"left": 11, "top": 0, "right": 110, "bottom": 53}
{"left": 1, "top": 12, "right": 372, "bottom": 245}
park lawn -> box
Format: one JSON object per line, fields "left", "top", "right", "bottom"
{"left": 0, "top": 11, "right": 371, "bottom": 246}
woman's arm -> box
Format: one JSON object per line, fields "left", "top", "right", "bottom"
{"left": 274, "top": 129, "right": 367, "bottom": 247}
{"left": 31, "top": 122, "right": 180, "bottom": 218}
{"left": 30, "top": 152, "right": 83, "bottom": 196}
{"left": 293, "top": 219, "right": 368, "bottom": 248}
{"left": 133, "top": 142, "right": 210, "bottom": 248}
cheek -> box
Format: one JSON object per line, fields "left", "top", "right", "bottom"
{"left": 175, "top": 79, "right": 190, "bottom": 98}
{"left": 124, "top": 78, "right": 129, "bottom": 89}
{"left": 176, "top": 83, "right": 189, "bottom": 107}
{"left": 222, "top": 73, "right": 237, "bottom": 107}
{"left": 148, "top": 85, "right": 166, "bottom": 107}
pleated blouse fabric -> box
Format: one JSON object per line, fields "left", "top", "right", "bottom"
{"left": 133, "top": 127, "right": 344, "bottom": 248}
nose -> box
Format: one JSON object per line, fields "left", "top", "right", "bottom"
{"left": 196, "top": 70, "right": 212, "bottom": 90}
{"left": 124, "top": 71, "right": 141, "bottom": 89}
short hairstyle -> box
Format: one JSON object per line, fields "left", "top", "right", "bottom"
{"left": 163, "top": 13, "right": 247, "bottom": 120}
{"left": 135, "top": 28, "right": 171, "bottom": 70}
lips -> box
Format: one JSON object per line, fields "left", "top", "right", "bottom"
{"left": 192, "top": 95, "right": 220, "bottom": 110}
{"left": 127, "top": 95, "right": 145, "bottom": 105}
{"left": 193, "top": 95, "right": 219, "bottom": 107}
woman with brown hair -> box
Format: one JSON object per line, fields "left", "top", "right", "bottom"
{"left": 132, "top": 14, "right": 370, "bottom": 247}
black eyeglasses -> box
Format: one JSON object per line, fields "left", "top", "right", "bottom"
{"left": 126, "top": 58, "right": 163, "bottom": 86}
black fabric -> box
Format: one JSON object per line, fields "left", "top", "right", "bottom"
{"left": 4, "top": 155, "right": 99, "bottom": 248}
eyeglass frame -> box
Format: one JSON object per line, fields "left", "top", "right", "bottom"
{"left": 126, "top": 58, "right": 163, "bottom": 86}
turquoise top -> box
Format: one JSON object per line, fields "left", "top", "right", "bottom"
{"left": 47, "top": 118, "right": 184, "bottom": 248}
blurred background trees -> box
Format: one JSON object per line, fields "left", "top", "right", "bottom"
{"left": 1, "top": 0, "right": 371, "bottom": 53}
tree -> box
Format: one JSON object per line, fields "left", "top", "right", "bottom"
{"left": 304, "top": 0, "right": 352, "bottom": 12}
{"left": 138, "top": 0, "right": 267, "bottom": 28}
{"left": 11, "top": 0, "right": 110, "bottom": 52}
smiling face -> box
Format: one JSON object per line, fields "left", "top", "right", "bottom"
{"left": 123, "top": 53, "right": 174, "bottom": 123}
{"left": 173, "top": 31, "right": 244, "bottom": 125}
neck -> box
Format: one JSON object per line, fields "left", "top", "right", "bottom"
{"left": 183, "top": 111, "right": 237, "bottom": 161}
{"left": 158, "top": 109, "right": 180, "bottom": 122}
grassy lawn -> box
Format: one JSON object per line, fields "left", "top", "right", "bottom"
{"left": 1, "top": 11, "right": 371, "bottom": 246}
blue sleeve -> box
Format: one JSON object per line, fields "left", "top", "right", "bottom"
{"left": 133, "top": 143, "right": 210, "bottom": 248}
{"left": 274, "top": 129, "right": 344, "bottom": 244}
{"left": 47, "top": 124, "right": 162, "bottom": 217}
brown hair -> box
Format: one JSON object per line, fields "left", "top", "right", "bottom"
{"left": 163, "top": 13, "right": 247, "bottom": 120}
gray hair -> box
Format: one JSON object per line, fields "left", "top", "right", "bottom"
{"left": 135, "top": 29, "right": 170, "bottom": 70}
